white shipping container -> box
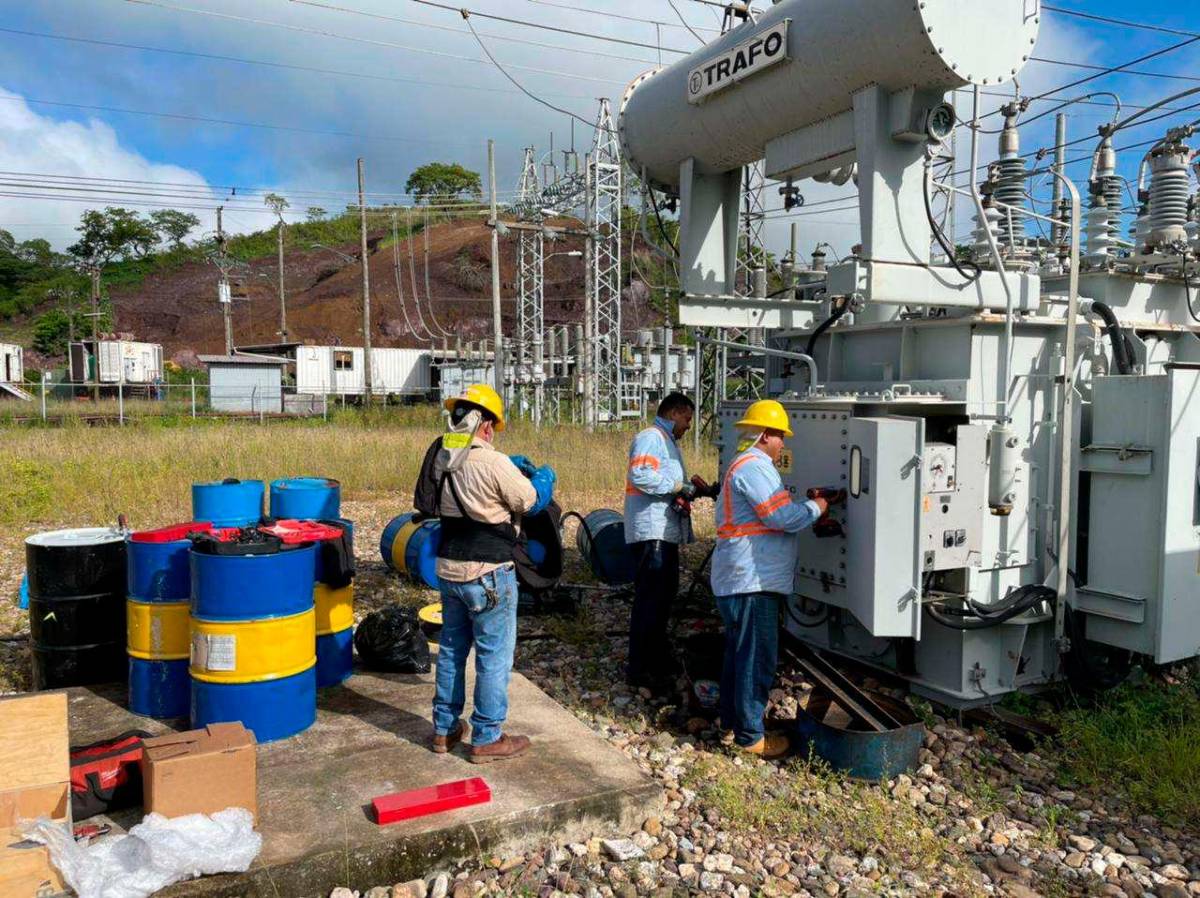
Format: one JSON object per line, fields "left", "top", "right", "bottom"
{"left": 91, "top": 340, "right": 163, "bottom": 384}
{"left": 294, "top": 345, "right": 430, "bottom": 395}
{"left": 1, "top": 342, "right": 23, "bottom": 383}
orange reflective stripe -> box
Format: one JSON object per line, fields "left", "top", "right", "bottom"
{"left": 754, "top": 491, "right": 791, "bottom": 518}
{"left": 629, "top": 454, "right": 660, "bottom": 470}
{"left": 717, "top": 521, "right": 782, "bottom": 539}
{"left": 718, "top": 452, "right": 761, "bottom": 534}
{"left": 625, "top": 481, "right": 640, "bottom": 495}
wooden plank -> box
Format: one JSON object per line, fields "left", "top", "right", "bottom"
{"left": 0, "top": 693, "right": 69, "bottom": 793}
{"left": 0, "top": 826, "right": 69, "bottom": 898}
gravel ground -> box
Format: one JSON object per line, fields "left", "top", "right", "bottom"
{"left": 5, "top": 498, "right": 1199, "bottom": 898}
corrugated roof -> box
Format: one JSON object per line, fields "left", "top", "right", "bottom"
{"left": 198, "top": 353, "right": 290, "bottom": 366}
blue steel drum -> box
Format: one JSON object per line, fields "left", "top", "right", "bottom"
{"left": 191, "top": 669, "right": 317, "bottom": 744}
{"left": 190, "top": 543, "right": 318, "bottom": 742}
{"left": 190, "top": 544, "right": 316, "bottom": 620}
{"left": 126, "top": 524, "right": 210, "bottom": 719}
{"left": 316, "top": 628, "right": 354, "bottom": 688}
{"left": 191, "top": 479, "right": 264, "bottom": 527}
{"left": 789, "top": 691, "right": 924, "bottom": 782}
{"left": 129, "top": 658, "right": 190, "bottom": 719}
{"left": 269, "top": 477, "right": 341, "bottom": 520}
{"left": 380, "top": 513, "right": 441, "bottom": 590}
{"left": 575, "top": 509, "right": 637, "bottom": 585}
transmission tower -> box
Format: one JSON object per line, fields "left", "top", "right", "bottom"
{"left": 723, "top": 162, "right": 767, "bottom": 401}
{"left": 588, "top": 99, "right": 623, "bottom": 425}
{"left": 514, "top": 147, "right": 545, "bottom": 423}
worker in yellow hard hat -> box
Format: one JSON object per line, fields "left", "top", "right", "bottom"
{"left": 709, "top": 398, "right": 844, "bottom": 759}
{"left": 416, "top": 384, "right": 555, "bottom": 763}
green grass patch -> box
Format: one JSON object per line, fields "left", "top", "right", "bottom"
{"left": 1056, "top": 678, "right": 1200, "bottom": 827}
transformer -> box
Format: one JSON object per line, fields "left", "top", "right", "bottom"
{"left": 620, "top": 0, "right": 1200, "bottom": 704}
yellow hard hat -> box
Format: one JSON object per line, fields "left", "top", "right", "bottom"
{"left": 735, "top": 399, "right": 793, "bottom": 437}
{"left": 444, "top": 382, "right": 506, "bottom": 431}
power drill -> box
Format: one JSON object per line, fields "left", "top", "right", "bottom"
{"left": 806, "top": 487, "right": 847, "bottom": 538}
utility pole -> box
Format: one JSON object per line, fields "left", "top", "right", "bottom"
{"left": 358, "top": 158, "right": 373, "bottom": 402}
{"left": 276, "top": 212, "right": 287, "bottom": 340}
{"left": 217, "top": 207, "right": 234, "bottom": 356}
{"left": 89, "top": 266, "right": 101, "bottom": 401}
{"left": 488, "top": 139, "right": 504, "bottom": 396}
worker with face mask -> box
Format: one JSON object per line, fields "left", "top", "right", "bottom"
{"left": 711, "top": 399, "right": 842, "bottom": 758}
{"left": 622, "top": 392, "right": 715, "bottom": 692}
{"left": 427, "top": 384, "right": 555, "bottom": 763}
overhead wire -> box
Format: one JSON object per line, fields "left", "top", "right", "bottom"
{"left": 122, "top": 0, "right": 622, "bottom": 86}
{"left": 0, "top": 26, "right": 598, "bottom": 101}
{"left": 1043, "top": 6, "right": 1199, "bottom": 39}
{"left": 666, "top": 0, "right": 708, "bottom": 45}
{"left": 525, "top": 0, "right": 721, "bottom": 34}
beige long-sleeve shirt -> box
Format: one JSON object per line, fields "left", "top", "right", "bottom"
{"left": 436, "top": 436, "right": 538, "bottom": 583}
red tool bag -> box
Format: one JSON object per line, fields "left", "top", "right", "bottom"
{"left": 70, "top": 730, "right": 152, "bottom": 820}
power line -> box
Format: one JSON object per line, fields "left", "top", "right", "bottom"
{"left": 1027, "top": 33, "right": 1200, "bottom": 101}
{"left": 524, "top": 0, "right": 721, "bottom": 35}
{"left": 287, "top": 0, "right": 665, "bottom": 65}
{"left": 396, "top": 0, "right": 690, "bottom": 55}
{"left": 0, "top": 94, "right": 473, "bottom": 148}
{"left": 0, "top": 26, "right": 598, "bottom": 101}
{"left": 1031, "top": 56, "right": 1200, "bottom": 85}
{"left": 1043, "top": 6, "right": 1199, "bottom": 39}
{"left": 123, "top": 0, "right": 623, "bottom": 86}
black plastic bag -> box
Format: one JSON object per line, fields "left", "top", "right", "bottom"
{"left": 353, "top": 605, "right": 431, "bottom": 673}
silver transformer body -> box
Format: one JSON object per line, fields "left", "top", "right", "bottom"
{"left": 619, "top": 0, "right": 1200, "bottom": 703}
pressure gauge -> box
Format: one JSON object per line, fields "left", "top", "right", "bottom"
{"left": 926, "top": 103, "right": 957, "bottom": 144}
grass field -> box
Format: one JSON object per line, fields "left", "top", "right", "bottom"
{"left": 0, "top": 411, "right": 717, "bottom": 689}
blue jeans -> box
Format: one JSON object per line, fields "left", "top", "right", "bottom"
{"left": 716, "top": 592, "right": 780, "bottom": 747}
{"left": 433, "top": 564, "right": 518, "bottom": 747}
{"left": 628, "top": 540, "right": 680, "bottom": 686}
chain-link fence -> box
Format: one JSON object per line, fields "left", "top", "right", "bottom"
{"left": 0, "top": 379, "right": 442, "bottom": 425}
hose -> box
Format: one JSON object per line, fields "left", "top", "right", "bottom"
{"left": 925, "top": 584, "right": 1053, "bottom": 631}
{"left": 805, "top": 295, "right": 850, "bottom": 358}
{"left": 1088, "top": 301, "right": 1133, "bottom": 374}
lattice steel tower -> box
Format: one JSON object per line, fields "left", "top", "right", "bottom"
{"left": 588, "top": 99, "right": 623, "bottom": 424}
{"left": 514, "top": 147, "right": 545, "bottom": 422}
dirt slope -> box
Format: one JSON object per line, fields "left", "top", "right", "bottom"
{"left": 107, "top": 220, "right": 657, "bottom": 361}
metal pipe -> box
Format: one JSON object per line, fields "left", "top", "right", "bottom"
{"left": 1052, "top": 113, "right": 1067, "bottom": 248}
{"left": 693, "top": 330, "right": 702, "bottom": 451}
{"left": 697, "top": 337, "right": 818, "bottom": 394}
{"left": 1050, "top": 169, "right": 1082, "bottom": 648}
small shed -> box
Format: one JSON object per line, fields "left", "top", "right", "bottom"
{"left": 199, "top": 354, "right": 289, "bottom": 414}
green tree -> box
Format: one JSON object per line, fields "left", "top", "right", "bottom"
{"left": 305, "top": 206, "right": 327, "bottom": 222}
{"left": 264, "top": 193, "right": 290, "bottom": 216}
{"left": 405, "top": 162, "right": 482, "bottom": 205}
{"left": 149, "top": 209, "right": 201, "bottom": 249}
{"left": 68, "top": 207, "right": 159, "bottom": 267}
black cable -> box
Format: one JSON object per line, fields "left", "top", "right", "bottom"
{"left": 925, "top": 585, "right": 1053, "bottom": 631}
{"left": 1182, "top": 253, "right": 1200, "bottom": 325}
{"left": 1089, "top": 301, "right": 1133, "bottom": 374}
{"left": 924, "top": 162, "right": 982, "bottom": 284}
{"left": 799, "top": 295, "right": 848, "bottom": 359}
{"left": 648, "top": 189, "right": 679, "bottom": 257}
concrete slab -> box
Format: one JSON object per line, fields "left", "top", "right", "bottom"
{"left": 66, "top": 670, "right": 662, "bottom": 898}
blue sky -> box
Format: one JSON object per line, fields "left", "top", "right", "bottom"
{"left": 0, "top": 1, "right": 1196, "bottom": 254}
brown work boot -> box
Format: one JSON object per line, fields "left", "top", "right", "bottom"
{"left": 739, "top": 733, "right": 790, "bottom": 760}
{"left": 469, "top": 733, "right": 531, "bottom": 764}
{"left": 431, "top": 720, "right": 464, "bottom": 754}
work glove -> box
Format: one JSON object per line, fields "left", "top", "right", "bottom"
{"left": 676, "top": 482, "right": 698, "bottom": 501}
{"left": 807, "top": 487, "right": 847, "bottom": 506}
{"left": 508, "top": 454, "right": 537, "bottom": 477}
{"left": 690, "top": 474, "right": 720, "bottom": 499}
{"left": 671, "top": 495, "right": 692, "bottom": 518}
{"left": 528, "top": 465, "right": 556, "bottom": 515}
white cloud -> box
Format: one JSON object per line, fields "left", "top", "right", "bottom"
{"left": 0, "top": 87, "right": 216, "bottom": 248}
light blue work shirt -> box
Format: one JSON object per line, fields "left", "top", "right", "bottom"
{"left": 623, "top": 416, "right": 693, "bottom": 545}
{"left": 710, "top": 446, "right": 823, "bottom": 597}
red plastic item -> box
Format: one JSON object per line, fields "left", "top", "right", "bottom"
{"left": 129, "top": 522, "right": 214, "bottom": 543}
{"left": 259, "top": 519, "right": 345, "bottom": 544}
{"left": 371, "top": 777, "right": 491, "bottom": 825}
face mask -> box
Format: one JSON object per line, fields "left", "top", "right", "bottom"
{"left": 440, "top": 409, "right": 483, "bottom": 471}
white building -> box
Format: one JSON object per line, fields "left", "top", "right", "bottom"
{"left": 291, "top": 346, "right": 431, "bottom": 397}
{"left": 0, "top": 342, "right": 29, "bottom": 400}
{"left": 199, "top": 354, "right": 288, "bottom": 414}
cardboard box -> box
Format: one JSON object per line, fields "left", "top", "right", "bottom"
{"left": 141, "top": 722, "right": 257, "bottom": 820}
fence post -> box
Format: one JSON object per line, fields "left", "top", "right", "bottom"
{"left": 118, "top": 378, "right": 125, "bottom": 425}
{"left": 40, "top": 373, "right": 47, "bottom": 422}
{"left": 323, "top": 393, "right": 328, "bottom": 422}
{"left": 191, "top": 379, "right": 196, "bottom": 418}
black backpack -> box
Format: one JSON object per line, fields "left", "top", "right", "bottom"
{"left": 412, "top": 437, "right": 443, "bottom": 521}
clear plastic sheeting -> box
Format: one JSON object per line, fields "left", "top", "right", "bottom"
{"left": 23, "top": 807, "right": 261, "bottom": 898}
